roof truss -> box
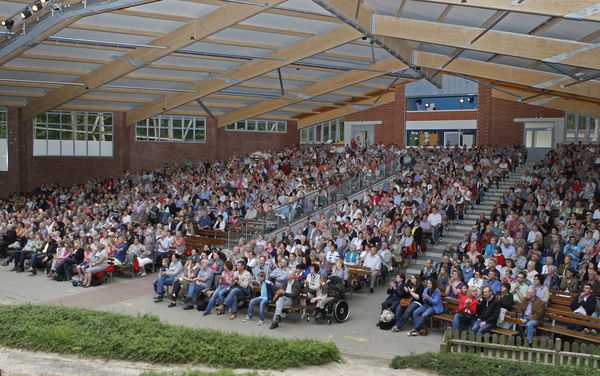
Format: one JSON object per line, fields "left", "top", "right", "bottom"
{"left": 20, "top": 0, "right": 287, "bottom": 121}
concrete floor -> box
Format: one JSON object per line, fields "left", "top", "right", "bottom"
{"left": 0, "top": 266, "right": 443, "bottom": 361}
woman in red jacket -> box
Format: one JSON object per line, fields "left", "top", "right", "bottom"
{"left": 451, "top": 286, "right": 478, "bottom": 333}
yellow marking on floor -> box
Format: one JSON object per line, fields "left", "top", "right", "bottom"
{"left": 66, "top": 289, "right": 79, "bottom": 294}
{"left": 119, "top": 301, "right": 133, "bottom": 306}
{"left": 344, "top": 336, "right": 368, "bottom": 342}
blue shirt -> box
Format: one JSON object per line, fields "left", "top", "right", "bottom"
{"left": 483, "top": 279, "right": 501, "bottom": 294}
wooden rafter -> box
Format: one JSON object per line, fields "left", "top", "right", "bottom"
{"left": 19, "top": 0, "right": 286, "bottom": 121}
{"left": 312, "top": 0, "right": 441, "bottom": 88}
{"left": 410, "top": 0, "right": 600, "bottom": 22}
{"left": 216, "top": 57, "right": 407, "bottom": 126}
{"left": 490, "top": 85, "right": 600, "bottom": 118}
{"left": 296, "top": 90, "right": 397, "bottom": 128}
{"left": 414, "top": 51, "right": 600, "bottom": 101}
{"left": 126, "top": 25, "right": 362, "bottom": 125}
{"left": 372, "top": 15, "right": 600, "bottom": 71}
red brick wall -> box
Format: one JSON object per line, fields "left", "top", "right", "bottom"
{"left": 477, "top": 86, "right": 492, "bottom": 145}
{"left": 406, "top": 110, "right": 477, "bottom": 121}
{"left": 489, "top": 97, "right": 564, "bottom": 147}
{"left": 0, "top": 108, "right": 21, "bottom": 197}
{"left": 346, "top": 86, "right": 406, "bottom": 146}
{"left": 346, "top": 85, "right": 564, "bottom": 148}
{"left": 0, "top": 109, "right": 299, "bottom": 198}
{"left": 217, "top": 121, "right": 299, "bottom": 160}
{"left": 22, "top": 113, "right": 129, "bottom": 191}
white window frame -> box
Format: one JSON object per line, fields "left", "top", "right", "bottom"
{"left": 135, "top": 115, "right": 206, "bottom": 143}
{"left": 299, "top": 118, "right": 344, "bottom": 144}
{"left": 225, "top": 119, "right": 287, "bottom": 133}
{"left": 0, "top": 108, "right": 7, "bottom": 171}
{"left": 33, "top": 111, "right": 114, "bottom": 157}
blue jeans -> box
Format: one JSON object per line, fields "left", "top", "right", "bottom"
{"left": 412, "top": 305, "right": 436, "bottom": 330}
{"left": 205, "top": 285, "right": 230, "bottom": 313}
{"left": 61, "top": 258, "right": 79, "bottom": 280}
{"left": 187, "top": 282, "right": 209, "bottom": 306}
{"left": 471, "top": 318, "right": 495, "bottom": 335}
{"left": 154, "top": 276, "right": 174, "bottom": 296}
{"left": 524, "top": 320, "right": 538, "bottom": 345}
{"left": 452, "top": 312, "right": 473, "bottom": 332}
{"left": 224, "top": 287, "right": 248, "bottom": 314}
{"left": 248, "top": 296, "right": 269, "bottom": 321}
{"left": 395, "top": 301, "right": 420, "bottom": 329}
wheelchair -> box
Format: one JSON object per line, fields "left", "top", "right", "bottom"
{"left": 307, "top": 276, "right": 350, "bottom": 324}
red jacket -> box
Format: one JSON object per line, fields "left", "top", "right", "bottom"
{"left": 458, "top": 292, "right": 478, "bottom": 316}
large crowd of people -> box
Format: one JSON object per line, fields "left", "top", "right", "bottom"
{"left": 1, "top": 141, "right": 598, "bottom": 340}
{"left": 378, "top": 143, "right": 600, "bottom": 345}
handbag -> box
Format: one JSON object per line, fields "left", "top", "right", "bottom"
{"left": 400, "top": 297, "right": 412, "bottom": 308}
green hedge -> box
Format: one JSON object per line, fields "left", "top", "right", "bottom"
{"left": 390, "top": 352, "right": 600, "bottom": 376}
{"left": 142, "top": 371, "right": 259, "bottom": 376}
{"left": 0, "top": 304, "right": 340, "bottom": 370}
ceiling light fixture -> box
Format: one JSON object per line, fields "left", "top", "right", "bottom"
{"left": 1, "top": 19, "right": 14, "bottom": 30}
{"left": 20, "top": 7, "right": 32, "bottom": 19}
{"left": 31, "top": 1, "right": 43, "bottom": 12}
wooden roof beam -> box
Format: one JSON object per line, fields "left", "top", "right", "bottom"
{"left": 415, "top": 51, "right": 600, "bottom": 101}
{"left": 20, "top": 0, "right": 286, "bottom": 121}
{"left": 296, "top": 90, "right": 397, "bottom": 129}
{"left": 372, "top": 15, "right": 600, "bottom": 71}
{"left": 126, "top": 25, "right": 362, "bottom": 125}
{"left": 217, "top": 56, "right": 407, "bottom": 126}
{"left": 410, "top": 0, "right": 600, "bottom": 22}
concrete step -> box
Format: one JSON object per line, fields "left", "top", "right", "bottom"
{"left": 399, "top": 163, "right": 534, "bottom": 277}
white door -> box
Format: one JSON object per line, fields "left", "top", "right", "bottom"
{"left": 462, "top": 134, "right": 474, "bottom": 147}
{"left": 444, "top": 132, "right": 460, "bottom": 147}
{"left": 525, "top": 127, "right": 553, "bottom": 162}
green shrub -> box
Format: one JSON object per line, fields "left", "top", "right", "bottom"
{"left": 0, "top": 304, "right": 339, "bottom": 370}
{"left": 390, "top": 352, "right": 600, "bottom": 376}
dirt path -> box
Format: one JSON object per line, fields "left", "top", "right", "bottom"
{"left": 0, "top": 347, "right": 433, "bottom": 376}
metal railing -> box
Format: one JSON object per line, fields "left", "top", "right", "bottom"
{"left": 226, "top": 152, "right": 410, "bottom": 245}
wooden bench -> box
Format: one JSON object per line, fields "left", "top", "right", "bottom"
{"left": 184, "top": 236, "right": 227, "bottom": 250}
{"left": 433, "top": 297, "right": 519, "bottom": 337}
{"left": 347, "top": 265, "right": 380, "bottom": 293}
{"left": 538, "top": 310, "right": 600, "bottom": 345}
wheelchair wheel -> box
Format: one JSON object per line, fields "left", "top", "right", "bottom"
{"left": 333, "top": 300, "right": 349, "bottom": 323}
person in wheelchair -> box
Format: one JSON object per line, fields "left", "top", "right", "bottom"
{"left": 310, "top": 274, "right": 333, "bottom": 320}
{"left": 310, "top": 275, "right": 348, "bottom": 322}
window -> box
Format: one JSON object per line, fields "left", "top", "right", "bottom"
{"left": 224, "top": 119, "right": 287, "bottom": 133}
{"left": 565, "top": 113, "right": 598, "bottom": 143}
{"left": 299, "top": 118, "right": 345, "bottom": 144}
{"left": 135, "top": 115, "right": 206, "bottom": 143}
{"left": 0, "top": 109, "right": 7, "bottom": 171}
{"left": 406, "top": 95, "right": 477, "bottom": 111}
{"left": 34, "top": 111, "right": 113, "bottom": 157}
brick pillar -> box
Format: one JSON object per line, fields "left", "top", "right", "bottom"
{"left": 347, "top": 85, "right": 406, "bottom": 147}
{"left": 477, "top": 86, "right": 492, "bottom": 146}
{"left": 395, "top": 85, "right": 406, "bottom": 147}
{"left": 207, "top": 117, "right": 220, "bottom": 161}
{"left": 116, "top": 112, "right": 131, "bottom": 173}
{"left": 0, "top": 107, "right": 21, "bottom": 197}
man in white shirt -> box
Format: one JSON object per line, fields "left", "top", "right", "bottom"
{"left": 363, "top": 246, "right": 382, "bottom": 294}
{"left": 427, "top": 206, "right": 443, "bottom": 244}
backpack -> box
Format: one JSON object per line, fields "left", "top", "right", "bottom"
{"left": 379, "top": 309, "right": 395, "bottom": 330}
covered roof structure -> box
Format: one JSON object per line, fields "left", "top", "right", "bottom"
{"left": 0, "top": 0, "right": 598, "bottom": 128}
